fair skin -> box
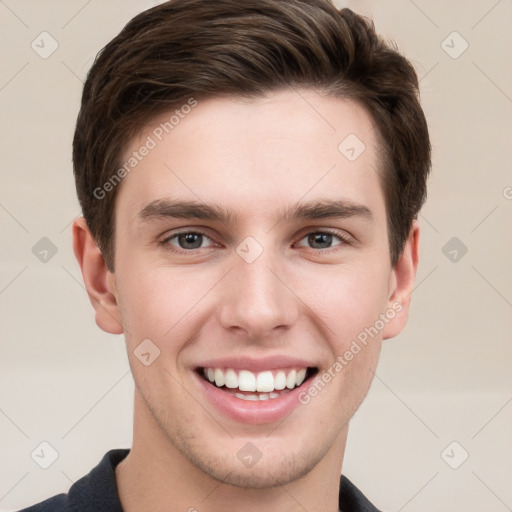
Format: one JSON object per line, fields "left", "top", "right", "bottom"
{"left": 73, "top": 89, "right": 419, "bottom": 512}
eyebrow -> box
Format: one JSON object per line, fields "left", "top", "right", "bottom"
{"left": 138, "top": 199, "right": 240, "bottom": 224}
{"left": 281, "top": 199, "right": 373, "bottom": 223}
{"left": 137, "top": 198, "right": 373, "bottom": 225}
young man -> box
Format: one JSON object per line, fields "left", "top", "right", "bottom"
{"left": 21, "top": 0, "right": 430, "bottom": 510}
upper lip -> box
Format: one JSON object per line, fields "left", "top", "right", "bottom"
{"left": 194, "top": 355, "right": 317, "bottom": 372}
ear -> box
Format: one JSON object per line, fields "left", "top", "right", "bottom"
{"left": 382, "top": 220, "right": 420, "bottom": 340}
{"left": 72, "top": 217, "right": 123, "bottom": 335}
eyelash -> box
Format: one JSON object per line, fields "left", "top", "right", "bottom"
{"left": 298, "top": 229, "right": 352, "bottom": 254}
{"left": 159, "top": 228, "right": 352, "bottom": 255}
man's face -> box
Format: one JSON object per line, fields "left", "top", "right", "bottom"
{"left": 106, "top": 89, "right": 407, "bottom": 487}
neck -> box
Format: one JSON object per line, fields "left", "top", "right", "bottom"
{"left": 116, "top": 390, "right": 346, "bottom": 512}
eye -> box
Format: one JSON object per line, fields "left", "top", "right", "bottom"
{"left": 161, "top": 230, "right": 216, "bottom": 252}
{"left": 295, "top": 230, "right": 349, "bottom": 251}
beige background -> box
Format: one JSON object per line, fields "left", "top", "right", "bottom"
{"left": 1, "top": 1, "right": 511, "bottom": 510}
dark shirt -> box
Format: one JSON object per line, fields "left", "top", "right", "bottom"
{"left": 18, "top": 449, "right": 381, "bottom": 512}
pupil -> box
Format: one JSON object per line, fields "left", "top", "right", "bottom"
{"left": 309, "top": 233, "right": 331, "bottom": 249}
{"left": 179, "top": 233, "right": 202, "bottom": 249}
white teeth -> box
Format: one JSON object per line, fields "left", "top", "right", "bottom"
{"left": 286, "top": 369, "right": 297, "bottom": 389}
{"left": 224, "top": 369, "right": 238, "bottom": 389}
{"left": 203, "top": 366, "right": 311, "bottom": 394}
{"left": 235, "top": 392, "right": 259, "bottom": 401}
{"left": 274, "top": 371, "right": 286, "bottom": 390}
{"left": 214, "top": 368, "right": 225, "bottom": 387}
{"left": 296, "top": 368, "right": 307, "bottom": 386}
{"left": 238, "top": 370, "right": 256, "bottom": 392}
{"left": 256, "top": 371, "right": 274, "bottom": 392}
{"left": 233, "top": 390, "right": 291, "bottom": 401}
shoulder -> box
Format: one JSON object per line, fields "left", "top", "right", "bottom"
{"left": 16, "top": 449, "right": 129, "bottom": 512}
{"left": 17, "top": 494, "right": 67, "bottom": 512}
{"left": 339, "top": 474, "right": 383, "bottom": 512}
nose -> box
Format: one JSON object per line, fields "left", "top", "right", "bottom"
{"left": 218, "top": 247, "right": 300, "bottom": 340}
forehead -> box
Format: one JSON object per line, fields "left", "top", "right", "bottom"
{"left": 115, "top": 89, "right": 386, "bottom": 226}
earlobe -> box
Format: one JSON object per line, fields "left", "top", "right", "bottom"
{"left": 382, "top": 220, "right": 420, "bottom": 340}
{"left": 72, "top": 217, "right": 123, "bottom": 335}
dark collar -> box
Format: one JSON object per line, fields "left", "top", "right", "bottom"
{"left": 20, "top": 448, "right": 381, "bottom": 512}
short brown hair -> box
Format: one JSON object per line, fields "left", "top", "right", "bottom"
{"left": 73, "top": 0, "right": 431, "bottom": 270}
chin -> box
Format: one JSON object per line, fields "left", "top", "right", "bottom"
{"left": 188, "top": 446, "right": 324, "bottom": 490}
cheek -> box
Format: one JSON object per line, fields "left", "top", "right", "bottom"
{"left": 116, "top": 265, "right": 219, "bottom": 346}
{"left": 299, "top": 261, "right": 391, "bottom": 346}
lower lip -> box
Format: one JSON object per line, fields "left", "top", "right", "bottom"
{"left": 193, "top": 371, "right": 313, "bottom": 425}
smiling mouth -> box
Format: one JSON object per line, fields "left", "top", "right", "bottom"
{"left": 196, "top": 366, "right": 318, "bottom": 401}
